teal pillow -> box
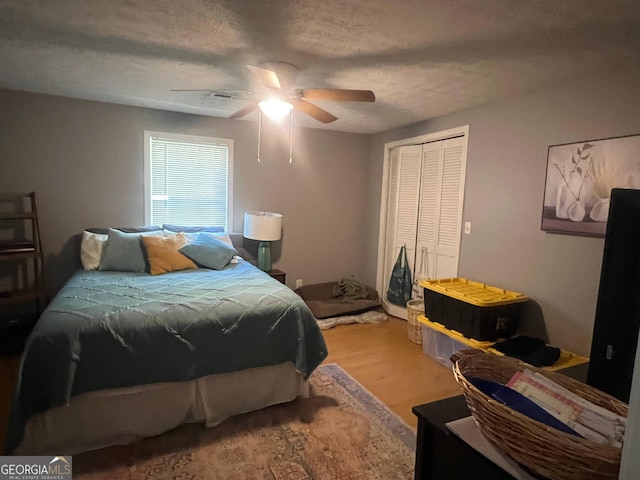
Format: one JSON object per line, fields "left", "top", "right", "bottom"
{"left": 98, "top": 228, "right": 148, "bottom": 272}
{"left": 179, "top": 233, "right": 238, "bottom": 270}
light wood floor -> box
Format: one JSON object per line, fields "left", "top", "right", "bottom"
{"left": 323, "top": 316, "right": 461, "bottom": 427}
{"left": 0, "top": 316, "right": 461, "bottom": 451}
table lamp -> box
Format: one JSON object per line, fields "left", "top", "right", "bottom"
{"left": 243, "top": 211, "right": 283, "bottom": 271}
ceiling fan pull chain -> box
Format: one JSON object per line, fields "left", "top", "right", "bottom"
{"left": 257, "top": 108, "right": 262, "bottom": 163}
{"left": 289, "top": 110, "right": 293, "bottom": 164}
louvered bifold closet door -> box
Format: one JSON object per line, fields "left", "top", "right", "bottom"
{"left": 383, "top": 145, "right": 422, "bottom": 314}
{"left": 415, "top": 142, "right": 443, "bottom": 281}
{"left": 432, "top": 136, "right": 466, "bottom": 278}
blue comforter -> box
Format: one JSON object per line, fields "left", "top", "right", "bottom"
{"left": 7, "top": 260, "right": 327, "bottom": 452}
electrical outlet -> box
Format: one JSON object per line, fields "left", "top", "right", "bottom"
{"left": 296, "top": 279, "right": 303, "bottom": 289}
{"left": 464, "top": 221, "right": 472, "bottom": 235}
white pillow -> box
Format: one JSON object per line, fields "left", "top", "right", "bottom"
{"left": 80, "top": 231, "right": 108, "bottom": 270}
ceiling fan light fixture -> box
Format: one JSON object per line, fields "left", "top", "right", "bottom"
{"left": 259, "top": 99, "right": 293, "bottom": 121}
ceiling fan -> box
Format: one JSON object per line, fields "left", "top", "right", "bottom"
{"left": 172, "top": 62, "right": 375, "bottom": 124}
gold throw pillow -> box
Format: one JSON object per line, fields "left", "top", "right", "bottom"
{"left": 142, "top": 233, "right": 197, "bottom": 275}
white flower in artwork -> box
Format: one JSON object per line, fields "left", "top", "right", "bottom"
{"left": 553, "top": 143, "right": 594, "bottom": 222}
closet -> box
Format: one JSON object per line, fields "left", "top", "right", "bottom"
{"left": 378, "top": 129, "right": 468, "bottom": 319}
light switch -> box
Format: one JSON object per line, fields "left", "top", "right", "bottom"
{"left": 464, "top": 221, "right": 472, "bottom": 234}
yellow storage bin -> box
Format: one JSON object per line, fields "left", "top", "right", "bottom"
{"left": 486, "top": 346, "right": 588, "bottom": 372}
{"left": 421, "top": 278, "right": 529, "bottom": 306}
{"left": 418, "top": 315, "right": 494, "bottom": 368}
{"left": 420, "top": 278, "right": 529, "bottom": 341}
{"left": 419, "top": 315, "right": 589, "bottom": 372}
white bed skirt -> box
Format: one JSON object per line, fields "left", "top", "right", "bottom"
{"left": 16, "top": 362, "right": 308, "bottom": 455}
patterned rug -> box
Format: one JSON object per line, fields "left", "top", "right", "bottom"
{"left": 73, "top": 364, "right": 416, "bottom": 480}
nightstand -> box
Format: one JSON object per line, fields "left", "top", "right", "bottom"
{"left": 268, "top": 269, "right": 286, "bottom": 285}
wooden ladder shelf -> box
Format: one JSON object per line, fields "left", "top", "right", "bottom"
{"left": 0, "top": 192, "right": 48, "bottom": 354}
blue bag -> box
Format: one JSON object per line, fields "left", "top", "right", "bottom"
{"left": 386, "top": 245, "right": 413, "bottom": 307}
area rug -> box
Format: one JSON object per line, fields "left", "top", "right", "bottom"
{"left": 73, "top": 363, "right": 416, "bottom": 479}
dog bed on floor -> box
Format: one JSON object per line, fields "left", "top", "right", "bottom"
{"left": 316, "top": 310, "right": 388, "bottom": 330}
{"left": 294, "top": 281, "right": 380, "bottom": 319}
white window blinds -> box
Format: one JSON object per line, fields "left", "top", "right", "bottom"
{"left": 145, "top": 132, "right": 233, "bottom": 229}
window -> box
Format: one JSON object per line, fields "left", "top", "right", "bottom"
{"left": 144, "top": 131, "right": 233, "bottom": 230}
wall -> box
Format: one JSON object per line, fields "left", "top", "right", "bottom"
{"left": 0, "top": 89, "right": 371, "bottom": 293}
{"left": 367, "top": 66, "right": 640, "bottom": 356}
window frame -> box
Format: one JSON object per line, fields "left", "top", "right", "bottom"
{"left": 143, "top": 130, "right": 234, "bottom": 231}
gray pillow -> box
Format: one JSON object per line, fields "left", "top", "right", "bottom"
{"left": 163, "top": 224, "right": 225, "bottom": 233}
{"left": 99, "top": 228, "right": 148, "bottom": 272}
{"left": 87, "top": 226, "right": 162, "bottom": 235}
{"left": 179, "top": 233, "right": 238, "bottom": 270}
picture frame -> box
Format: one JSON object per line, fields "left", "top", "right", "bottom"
{"left": 541, "top": 133, "right": 640, "bottom": 237}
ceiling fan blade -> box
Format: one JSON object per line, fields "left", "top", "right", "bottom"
{"left": 299, "top": 89, "right": 375, "bottom": 102}
{"left": 292, "top": 99, "right": 338, "bottom": 124}
{"left": 170, "top": 89, "right": 214, "bottom": 92}
{"left": 247, "top": 65, "right": 281, "bottom": 90}
{"left": 230, "top": 102, "right": 259, "bottom": 119}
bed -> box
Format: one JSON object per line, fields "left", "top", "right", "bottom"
{"left": 6, "top": 230, "right": 328, "bottom": 454}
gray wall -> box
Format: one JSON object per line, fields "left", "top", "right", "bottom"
{"left": 367, "top": 66, "right": 640, "bottom": 356}
{"left": 4, "top": 63, "right": 639, "bottom": 357}
{"left": 0, "top": 89, "right": 371, "bottom": 293}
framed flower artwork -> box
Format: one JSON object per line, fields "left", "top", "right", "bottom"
{"left": 541, "top": 133, "right": 640, "bottom": 237}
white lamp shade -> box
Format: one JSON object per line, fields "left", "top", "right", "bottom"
{"left": 243, "top": 211, "right": 283, "bottom": 241}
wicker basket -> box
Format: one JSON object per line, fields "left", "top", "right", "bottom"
{"left": 406, "top": 300, "right": 423, "bottom": 344}
{"left": 452, "top": 349, "right": 628, "bottom": 480}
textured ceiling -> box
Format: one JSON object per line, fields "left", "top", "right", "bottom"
{"left": 0, "top": 0, "right": 639, "bottom": 134}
